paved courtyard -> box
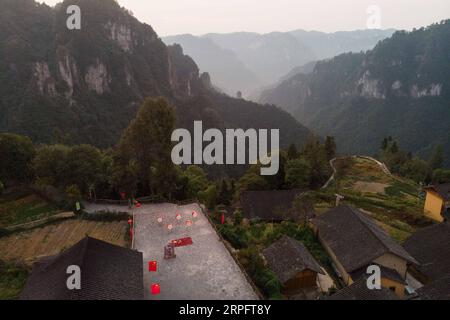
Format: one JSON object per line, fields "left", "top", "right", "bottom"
{"left": 84, "top": 202, "right": 258, "bottom": 300}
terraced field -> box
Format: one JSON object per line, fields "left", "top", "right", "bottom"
{"left": 0, "top": 219, "right": 128, "bottom": 264}
{"left": 317, "top": 156, "right": 430, "bottom": 243}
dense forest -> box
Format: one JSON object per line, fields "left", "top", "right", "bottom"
{"left": 0, "top": 97, "right": 337, "bottom": 209}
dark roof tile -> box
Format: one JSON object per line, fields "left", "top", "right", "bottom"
{"left": 239, "top": 190, "right": 313, "bottom": 221}
{"left": 311, "top": 205, "right": 417, "bottom": 273}
{"left": 263, "top": 236, "right": 324, "bottom": 283}
{"left": 20, "top": 237, "right": 143, "bottom": 300}
{"left": 416, "top": 275, "right": 450, "bottom": 300}
{"left": 404, "top": 222, "right": 450, "bottom": 281}
{"left": 327, "top": 277, "right": 399, "bottom": 300}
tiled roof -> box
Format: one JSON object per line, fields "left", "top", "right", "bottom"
{"left": 20, "top": 237, "right": 143, "bottom": 300}
{"left": 416, "top": 275, "right": 450, "bottom": 300}
{"left": 327, "top": 277, "right": 399, "bottom": 300}
{"left": 239, "top": 189, "right": 313, "bottom": 220}
{"left": 263, "top": 236, "right": 324, "bottom": 283}
{"left": 404, "top": 222, "right": 450, "bottom": 281}
{"left": 425, "top": 183, "right": 450, "bottom": 201}
{"left": 311, "top": 205, "right": 417, "bottom": 273}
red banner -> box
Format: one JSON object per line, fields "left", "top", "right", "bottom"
{"left": 170, "top": 237, "right": 193, "bottom": 247}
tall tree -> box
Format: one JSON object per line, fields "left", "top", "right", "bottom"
{"left": 33, "top": 144, "right": 70, "bottom": 187}
{"left": 0, "top": 133, "right": 35, "bottom": 183}
{"left": 183, "top": 165, "right": 208, "bottom": 199}
{"left": 429, "top": 145, "right": 444, "bottom": 170}
{"left": 285, "top": 158, "right": 311, "bottom": 189}
{"left": 115, "top": 97, "right": 177, "bottom": 198}
{"left": 324, "top": 136, "right": 337, "bottom": 161}
{"left": 65, "top": 145, "right": 103, "bottom": 195}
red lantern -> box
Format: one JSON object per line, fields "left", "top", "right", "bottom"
{"left": 151, "top": 284, "right": 160, "bottom": 295}
{"left": 120, "top": 192, "right": 126, "bottom": 200}
{"left": 221, "top": 213, "right": 225, "bottom": 225}
{"left": 148, "top": 261, "right": 157, "bottom": 272}
{"left": 127, "top": 218, "right": 133, "bottom": 226}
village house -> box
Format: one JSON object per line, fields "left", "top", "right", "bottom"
{"left": 262, "top": 236, "right": 324, "bottom": 296}
{"left": 311, "top": 205, "right": 418, "bottom": 298}
{"left": 404, "top": 222, "right": 450, "bottom": 285}
{"left": 423, "top": 183, "right": 450, "bottom": 222}
{"left": 20, "top": 237, "right": 143, "bottom": 300}
{"left": 239, "top": 190, "right": 314, "bottom": 222}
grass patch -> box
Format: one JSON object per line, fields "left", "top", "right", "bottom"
{"left": 385, "top": 181, "right": 419, "bottom": 197}
{"left": 0, "top": 189, "right": 60, "bottom": 228}
{"left": 0, "top": 260, "right": 29, "bottom": 300}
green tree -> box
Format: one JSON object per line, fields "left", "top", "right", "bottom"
{"left": 198, "top": 184, "right": 218, "bottom": 209}
{"left": 110, "top": 158, "right": 139, "bottom": 200}
{"left": 429, "top": 145, "right": 444, "bottom": 170}
{"left": 33, "top": 145, "right": 70, "bottom": 187}
{"left": 324, "top": 136, "right": 337, "bottom": 161}
{"left": 65, "top": 145, "right": 103, "bottom": 195}
{"left": 285, "top": 158, "right": 311, "bottom": 189}
{"left": 236, "top": 170, "right": 269, "bottom": 196}
{"left": 399, "top": 158, "right": 431, "bottom": 183}
{"left": 301, "top": 136, "right": 329, "bottom": 188}
{"left": 183, "top": 165, "right": 208, "bottom": 199}
{"left": 115, "top": 97, "right": 176, "bottom": 198}
{"left": 0, "top": 133, "right": 35, "bottom": 183}
{"left": 432, "top": 169, "right": 450, "bottom": 184}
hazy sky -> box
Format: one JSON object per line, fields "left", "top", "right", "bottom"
{"left": 40, "top": 0, "right": 450, "bottom": 36}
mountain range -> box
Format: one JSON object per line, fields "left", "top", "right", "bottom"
{"left": 163, "top": 29, "right": 395, "bottom": 97}
{"left": 0, "top": 0, "right": 310, "bottom": 152}
{"left": 259, "top": 21, "right": 450, "bottom": 165}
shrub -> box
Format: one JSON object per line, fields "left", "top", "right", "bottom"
{"left": 234, "top": 210, "right": 243, "bottom": 225}
{"left": 219, "top": 225, "right": 248, "bottom": 249}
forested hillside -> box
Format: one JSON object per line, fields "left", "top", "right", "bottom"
{"left": 260, "top": 21, "right": 450, "bottom": 166}
{"left": 0, "top": 0, "right": 311, "bottom": 149}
